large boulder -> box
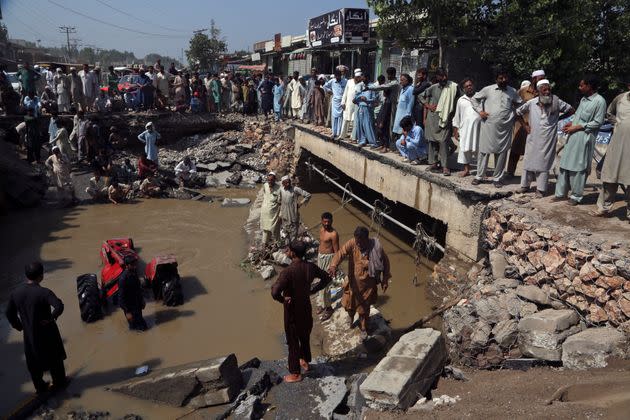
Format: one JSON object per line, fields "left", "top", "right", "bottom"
{"left": 518, "top": 309, "right": 580, "bottom": 361}
{"left": 360, "top": 328, "right": 446, "bottom": 409}
{"left": 110, "top": 355, "right": 243, "bottom": 408}
{"left": 562, "top": 328, "right": 627, "bottom": 369}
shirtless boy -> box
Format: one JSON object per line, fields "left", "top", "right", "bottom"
{"left": 317, "top": 212, "right": 340, "bottom": 320}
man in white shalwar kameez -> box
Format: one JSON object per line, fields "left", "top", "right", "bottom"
{"left": 516, "top": 80, "right": 574, "bottom": 196}
{"left": 340, "top": 69, "right": 362, "bottom": 140}
{"left": 260, "top": 172, "right": 282, "bottom": 245}
{"left": 452, "top": 77, "right": 481, "bottom": 177}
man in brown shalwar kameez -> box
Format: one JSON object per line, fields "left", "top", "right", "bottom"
{"left": 271, "top": 241, "right": 332, "bottom": 383}
{"left": 329, "top": 226, "right": 390, "bottom": 336}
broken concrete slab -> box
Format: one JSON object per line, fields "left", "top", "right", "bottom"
{"left": 258, "top": 265, "right": 275, "bottom": 280}
{"left": 562, "top": 328, "right": 627, "bottom": 369}
{"left": 489, "top": 249, "right": 508, "bottom": 279}
{"left": 109, "top": 354, "right": 243, "bottom": 408}
{"left": 518, "top": 309, "right": 580, "bottom": 361}
{"left": 206, "top": 171, "right": 232, "bottom": 187}
{"left": 360, "top": 328, "right": 446, "bottom": 409}
{"left": 221, "top": 198, "right": 251, "bottom": 207}
{"left": 493, "top": 319, "right": 518, "bottom": 349}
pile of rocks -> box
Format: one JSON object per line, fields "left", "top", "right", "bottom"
{"left": 440, "top": 199, "right": 630, "bottom": 369}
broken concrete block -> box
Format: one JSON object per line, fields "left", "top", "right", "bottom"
{"left": 518, "top": 309, "right": 580, "bottom": 361}
{"left": 360, "top": 328, "right": 446, "bottom": 409}
{"left": 492, "top": 319, "right": 518, "bottom": 349}
{"left": 562, "top": 328, "right": 627, "bottom": 369}
{"left": 516, "top": 285, "right": 551, "bottom": 306}
{"left": 489, "top": 249, "right": 508, "bottom": 279}
{"left": 259, "top": 265, "right": 275, "bottom": 280}
{"left": 221, "top": 198, "right": 251, "bottom": 207}
{"left": 110, "top": 355, "right": 243, "bottom": 408}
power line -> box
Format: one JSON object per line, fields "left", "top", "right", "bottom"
{"left": 3, "top": 8, "right": 49, "bottom": 42}
{"left": 93, "top": 0, "right": 188, "bottom": 33}
{"left": 48, "top": 0, "right": 188, "bottom": 38}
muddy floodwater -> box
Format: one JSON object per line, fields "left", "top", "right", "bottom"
{"left": 0, "top": 189, "right": 432, "bottom": 418}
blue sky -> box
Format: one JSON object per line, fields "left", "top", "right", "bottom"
{"left": 1, "top": 0, "right": 370, "bottom": 60}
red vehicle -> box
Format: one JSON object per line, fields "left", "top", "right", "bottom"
{"left": 144, "top": 254, "right": 183, "bottom": 306}
{"left": 100, "top": 238, "right": 138, "bottom": 299}
{"left": 117, "top": 74, "right": 142, "bottom": 94}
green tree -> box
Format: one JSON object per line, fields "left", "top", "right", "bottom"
{"left": 368, "top": 0, "right": 480, "bottom": 66}
{"left": 185, "top": 20, "right": 227, "bottom": 71}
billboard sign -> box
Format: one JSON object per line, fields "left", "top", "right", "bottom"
{"left": 308, "top": 8, "right": 369, "bottom": 47}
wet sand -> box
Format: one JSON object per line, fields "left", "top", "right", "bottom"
{"left": 0, "top": 189, "right": 432, "bottom": 418}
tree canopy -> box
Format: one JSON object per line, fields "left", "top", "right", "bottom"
{"left": 185, "top": 20, "right": 227, "bottom": 71}
{"left": 369, "top": 0, "right": 630, "bottom": 100}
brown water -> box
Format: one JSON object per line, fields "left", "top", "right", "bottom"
{"left": 0, "top": 189, "right": 432, "bottom": 418}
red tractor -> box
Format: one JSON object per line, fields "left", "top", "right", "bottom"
{"left": 99, "top": 238, "right": 139, "bottom": 300}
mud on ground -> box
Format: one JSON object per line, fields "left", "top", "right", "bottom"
{"left": 366, "top": 358, "right": 630, "bottom": 419}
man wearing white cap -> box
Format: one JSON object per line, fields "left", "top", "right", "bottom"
{"left": 45, "top": 145, "right": 72, "bottom": 192}
{"left": 516, "top": 79, "right": 574, "bottom": 197}
{"left": 280, "top": 175, "right": 311, "bottom": 243}
{"left": 339, "top": 69, "right": 363, "bottom": 140}
{"left": 260, "top": 172, "right": 281, "bottom": 245}
{"left": 137, "top": 122, "right": 161, "bottom": 162}
{"left": 507, "top": 69, "right": 546, "bottom": 177}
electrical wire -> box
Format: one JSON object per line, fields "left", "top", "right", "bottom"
{"left": 47, "top": 0, "right": 188, "bottom": 38}
{"left": 2, "top": 8, "right": 50, "bottom": 42}
{"left": 93, "top": 0, "right": 188, "bottom": 33}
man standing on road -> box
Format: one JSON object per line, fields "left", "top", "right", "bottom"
{"left": 471, "top": 69, "right": 522, "bottom": 187}
{"left": 420, "top": 67, "right": 460, "bottom": 176}
{"left": 69, "top": 67, "right": 84, "bottom": 112}
{"left": 453, "top": 77, "right": 481, "bottom": 177}
{"left": 316, "top": 212, "right": 340, "bottom": 321}
{"left": 271, "top": 241, "right": 332, "bottom": 383}
{"left": 300, "top": 68, "right": 318, "bottom": 123}
{"left": 592, "top": 80, "right": 630, "bottom": 218}
{"left": 279, "top": 175, "right": 311, "bottom": 243}
{"left": 260, "top": 172, "right": 282, "bottom": 245}
{"left": 17, "top": 62, "right": 40, "bottom": 100}
{"left": 329, "top": 226, "right": 391, "bottom": 337}
{"left": 516, "top": 79, "right": 574, "bottom": 197}
{"left": 367, "top": 67, "right": 400, "bottom": 152}
{"left": 412, "top": 67, "right": 431, "bottom": 127}
{"left": 6, "top": 262, "right": 67, "bottom": 394}
{"left": 118, "top": 257, "right": 147, "bottom": 331}
{"left": 554, "top": 75, "right": 607, "bottom": 205}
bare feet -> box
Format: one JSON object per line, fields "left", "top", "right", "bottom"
{"left": 300, "top": 359, "right": 310, "bottom": 372}
{"left": 458, "top": 170, "right": 470, "bottom": 178}
{"left": 283, "top": 373, "right": 303, "bottom": 383}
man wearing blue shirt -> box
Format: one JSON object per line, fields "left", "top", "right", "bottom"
{"left": 396, "top": 116, "right": 426, "bottom": 164}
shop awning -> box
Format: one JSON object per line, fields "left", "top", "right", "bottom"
{"left": 237, "top": 64, "right": 267, "bottom": 71}
{"left": 286, "top": 47, "right": 308, "bottom": 60}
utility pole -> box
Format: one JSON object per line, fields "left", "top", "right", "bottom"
{"left": 59, "top": 26, "right": 77, "bottom": 56}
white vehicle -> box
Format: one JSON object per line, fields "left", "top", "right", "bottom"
{"left": 6, "top": 72, "right": 21, "bottom": 94}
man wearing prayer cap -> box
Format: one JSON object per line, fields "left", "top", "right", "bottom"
{"left": 516, "top": 79, "right": 574, "bottom": 197}
{"left": 280, "top": 175, "right": 311, "bottom": 243}
{"left": 339, "top": 69, "right": 364, "bottom": 140}
{"left": 507, "top": 69, "right": 547, "bottom": 177}
{"left": 137, "top": 122, "right": 161, "bottom": 162}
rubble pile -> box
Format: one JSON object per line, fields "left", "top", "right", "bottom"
{"left": 440, "top": 199, "right": 630, "bottom": 369}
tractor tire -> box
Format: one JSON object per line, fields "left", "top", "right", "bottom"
{"left": 77, "top": 274, "right": 103, "bottom": 323}
{"left": 162, "top": 274, "right": 183, "bottom": 307}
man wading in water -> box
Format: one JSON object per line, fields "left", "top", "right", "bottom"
{"left": 6, "top": 262, "right": 68, "bottom": 394}
{"left": 316, "top": 212, "right": 340, "bottom": 321}
{"left": 329, "top": 226, "right": 391, "bottom": 338}
{"left": 271, "top": 241, "right": 332, "bottom": 383}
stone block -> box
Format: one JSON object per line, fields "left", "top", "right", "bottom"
{"left": 518, "top": 310, "right": 580, "bottom": 361}
{"left": 493, "top": 319, "right": 518, "bottom": 349}
{"left": 489, "top": 249, "right": 508, "bottom": 279}
{"left": 221, "top": 198, "right": 251, "bottom": 207}
{"left": 562, "top": 328, "right": 627, "bottom": 369}
{"left": 516, "top": 285, "right": 551, "bottom": 306}
{"left": 360, "top": 328, "right": 446, "bottom": 409}
{"left": 110, "top": 354, "right": 243, "bottom": 407}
